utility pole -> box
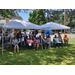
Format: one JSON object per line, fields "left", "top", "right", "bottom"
{"left": 50, "top": 9, "right": 51, "bottom": 22}
{"left": 64, "top": 9, "right": 66, "bottom": 35}
{"left": 47, "top": 9, "right": 48, "bottom": 22}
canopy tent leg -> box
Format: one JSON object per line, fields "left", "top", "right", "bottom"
{"left": 69, "top": 29, "right": 71, "bottom": 46}
{"left": 49, "top": 27, "right": 51, "bottom": 48}
{"left": 40, "top": 29, "right": 43, "bottom": 50}
{"left": 2, "top": 28, "right": 3, "bottom": 55}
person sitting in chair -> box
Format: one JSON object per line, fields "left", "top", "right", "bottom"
{"left": 58, "top": 35, "right": 63, "bottom": 46}
{"left": 12, "top": 37, "right": 19, "bottom": 53}
{"left": 41, "top": 37, "right": 49, "bottom": 49}
{"left": 34, "top": 37, "right": 40, "bottom": 50}
{"left": 27, "top": 38, "right": 33, "bottom": 50}
{"left": 38, "top": 35, "right": 41, "bottom": 43}
{"left": 63, "top": 35, "right": 69, "bottom": 46}
{"left": 53, "top": 35, "right": 62, "bottom": 48}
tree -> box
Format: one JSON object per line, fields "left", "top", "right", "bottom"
{"left": 28, "top": 9, "right": 47, "bottom": 25}
{"left": 43, "top": 9, "right": 75, "bottom": 28}
{"left": 0, "top": 9, "right": 28, "bottom": 19}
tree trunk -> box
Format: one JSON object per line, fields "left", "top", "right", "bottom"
{"left": 47, "top": 9, "right": 48, "bottom": 22}
{"left": 50, "top": 9, "right": 51, "bottom": 22}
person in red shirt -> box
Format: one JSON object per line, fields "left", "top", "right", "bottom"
{"left": 14, "top": 30, "right": 18, "bottom": 38}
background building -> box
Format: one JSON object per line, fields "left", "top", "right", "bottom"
{"left": 0, "top": 15, "right": 23, "bottom": 32}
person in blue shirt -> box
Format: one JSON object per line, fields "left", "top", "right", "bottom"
{"left": 53, "top": 35, "right": 62, "bottom": 48}
{"left": 12, "top": 37, "right": 19, "bottom": 53}
{"left": 38, "top": 35, "right": 41, "bottom": 43}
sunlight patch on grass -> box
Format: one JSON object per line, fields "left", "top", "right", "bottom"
{"left": 9, "top": 52, "right": 14, "bottom": 55}
{"left": 19, "top": 53, "right": 25, "bottom": 56}
{"left": 39, "top": 60, "right": 47, "bottom": 65}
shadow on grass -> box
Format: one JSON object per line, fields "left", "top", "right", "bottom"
{"left": 0, "top": 41, "right": 75, "bottom": 65}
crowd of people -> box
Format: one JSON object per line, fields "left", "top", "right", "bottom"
{"left": 0, "top": 30, "right": 69, "bottom": 53}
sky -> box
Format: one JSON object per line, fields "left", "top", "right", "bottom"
{"left": 18, "top": 9, "right": 52, "bottom": 21}
{"left": 18, "top": 9, "right": 34, "bottom": 21}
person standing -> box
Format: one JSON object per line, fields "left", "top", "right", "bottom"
{"left": 24, "top": 32, "right": 27, "bottom": 41}
{"left": 9, "top": 31, "right": 13, "bottom": 42}
{"left": 29, "top": 32, "right": 32, "bottom": 38}
{"left": 17, "top": 31, "right": 22, "bottom": 40}
{"left": 14, "top": 30, "right": 18, "bottom": 38}
{"left": 5, "top": 30, "right": 8, "bottom": 36}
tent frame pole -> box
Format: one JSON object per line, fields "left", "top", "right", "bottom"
{"left": 2, "top": 28, "right": 3, "bottom": 55}
{"left": 69, "top": 29, "right": 71, "bottom": 46}
{"left": 49, "top": 27, "right": 51, "bottom": 48}
{"left": 40, "top": 29, "right": 43, "bottom": 50}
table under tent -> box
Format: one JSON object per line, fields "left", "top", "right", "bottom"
{"left": 41, "top": 22, "right": 71, "bottom": 48}
{"left": 0, "top": 19, "right": 41, "bottom": 55}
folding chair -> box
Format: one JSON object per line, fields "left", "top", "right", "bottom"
{"left": 4, "top": 36, "right": 11, "bottom": 50}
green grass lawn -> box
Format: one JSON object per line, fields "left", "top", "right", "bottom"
{"left": 0, "top": 39, "right": 75, "bottom": 65}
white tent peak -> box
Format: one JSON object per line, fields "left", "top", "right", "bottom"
{"left": 41, "top": 22, "right": 70, "bottom": 30}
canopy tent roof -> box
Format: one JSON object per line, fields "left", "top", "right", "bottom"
{"left": 41, "top": 22, "right": 70, "bottom": 30}
{"left": 0, "top": 19, "right": 41, "bottom": 29}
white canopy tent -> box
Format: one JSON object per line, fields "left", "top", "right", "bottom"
{"left": 41, "top": 22, "right": 71, "bottom": 49}
{"left": 0, "top": 19, "right": 41, "bottom": 29}
{"left": 0, "top": 19, "right": 41, "bottom": 55}
{"left": 41, "top": 22, "right": 70, "bottom": 30}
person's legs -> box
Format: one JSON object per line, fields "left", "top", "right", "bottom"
{"left": 66, "top": 41, "right": 68, "bottom": 45}
{"left": 0, "top": 41, "right": 1, "bottom": 45}
{"left": 59, "top": 43, "right": 61, "bottom": 47}
{"left": 56, "top": 43, "right": 58, "bottom": 48}
{"left": 17, "top": 45, "right": 19, "bottom": 52}
{"left": 10, "top": 37, "right": 11, "bottom": 42}
{"left": 34, "top": 44, "right": 36, "bottom": 50}
{"left": 36, "top": 44, "right": 39, "bottom": 50}
{"left": 64, "top": 40, "right": 66, "bottom": 45}
{"left": 42, "top": 43, "right": 45, "bottom": 49}
{"left": 30, "top": 46, "right": 32, "bottom": 50}
{"left": 14, "top": 45, "right": 16, "bottom": 53}
{"left": 48, "top": 42, "right": 50, "bottom": 48}
{"left": 28, "top": 44, "right": 30, "bottom": 50}
{"left": 46, "top": 43, "right": 49, "bottom": 49}
{"left": 18, "top": 43, "right": 20, "bottom": 47}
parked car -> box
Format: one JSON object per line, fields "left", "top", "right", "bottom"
{"left": 71, "top": 29, "right": 75, "bottom": 33}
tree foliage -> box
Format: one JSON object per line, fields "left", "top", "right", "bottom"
{"left": 28, "top": 9, "right": 47, "bottom": 25}
{"left": 0, "top": 9, "right": 28, "bottom": 19}
{"left": 44, "top": 9, "right": 75, "bottom": 28}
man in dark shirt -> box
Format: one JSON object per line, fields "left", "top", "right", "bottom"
{"left": 17, "top": 31, "right": 22, "bottom": 40}
{"left": 5, "top": 30, "right": 8, "bottom": 36}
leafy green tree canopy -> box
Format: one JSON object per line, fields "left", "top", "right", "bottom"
{"left": 28, "top": 9, "right": 47, "bottom": 25}
{"left": 0, "top": 9, "right": 28, "bottom": 19}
